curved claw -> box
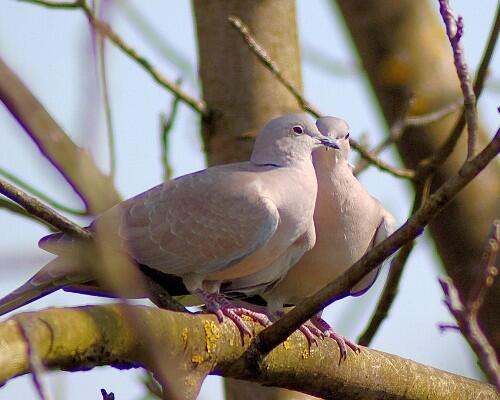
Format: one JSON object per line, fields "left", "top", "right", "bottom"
{"left": 311, "top": 315, "right": 360, "bottom": 363}
{"left": 298, "top": 324, "right": 322, "bottom": 347}
{"left": 195, "top": 289, "right": 271, "bottom": 340}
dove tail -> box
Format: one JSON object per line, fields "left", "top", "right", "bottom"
{"left": 0, "top": 258, "right": 86, "bottom": 317}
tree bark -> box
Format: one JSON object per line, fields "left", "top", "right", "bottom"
{"left": 193, "top": 0, "right": 303, "bottom": 165}
{"left": 335, "top": 0, "right": 500, "bottom": 355}
{"left": 0, "top": 305, "right": 496, "bottom": 399}
{"left": 193, "top": 1, "right": 313, "bottom": 398}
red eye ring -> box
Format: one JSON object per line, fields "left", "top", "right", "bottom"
{"left": 292, "top": 126, "right": 304, "bottom": 134}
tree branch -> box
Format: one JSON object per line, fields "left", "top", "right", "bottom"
{"left": 0, "top": 178, "right": 90, "bottom": 239}
{"left": 415, "top": 2, "right": 499, "bottom": 180}
{"left": 0, "top": 305, "right": 496, "bottom": 399}
{"left": 229, "top": 15, "right": 415, "bottom": 180}
{"left": 248, "top": 129, "right": 499, "bottom": 360}
{"left": 0, "top": 57, "right": 121, "bottom": 214}
{"left": 16, "top": 0, "right": 208, "bottom": 117}
{"left": 439, "top": 220, "right": 500, "bottom": 389}
{"left": 438, "top": 0, "right": 477, "bottom": 161}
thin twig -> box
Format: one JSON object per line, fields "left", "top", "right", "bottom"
{"left": 95, "top": 6, "right": 117, "bottom": 179}
{"left": 468, "top": 221, "right": 499, "bottom": 315}
{"left": 18, "top": 0, "right": 208, "bottom": 117}
{"left": 17, "top": 0, "right": 79, "bottom": 8}
{"left": 354, "top": 99, "right": 462, "bottom": 176}
{"left": 243, "top": 129, "right": 499, "bottom": 364}
{"left": 229, "top": 15, "right": 414, "bottom": 180}
{"left": 114, "top": 0, "right": 196, "bottom": 83}
{"left": 0, "top": 197, "right": 57, "bottom": 231}
{"left": 228, "top": 16, "right": 322, "bottom": 118}
{"left": 0, "top": 177, "right": 90, "bottom": 239}
{"left": 438, "top": 0, "right": 477, "bottom": 161}
{"left": 160, "top": 79, "right": 182, "bottom": 181}
{"left": 0, "top": 166, "right": 87, "bottom": 215}
{"left": 358, "top": 178, "right": 431, "bottom": 346}
{"left": 405, "top": 99, "right": 463, "bottom": 127}
{"left": 416, "top": 3, "right": 499, "bottom": 179}
{"left": 439, "top": 222, "right": 500, "bottom": 390}
{"left": 350, "top": 138, "right": 415, "bottom": 179}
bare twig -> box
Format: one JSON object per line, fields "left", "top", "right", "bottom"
{"left": 229, "top": 15, "right": 414, "bottom": 180}
{"left": 17, "top": 0, "right": 79, "bottom": 8}
{"left": 243, "top": 129, "right": 499, "bottom": 363}
{"left": 228, "top": 16, "right": 322, "bottom": 118}
{"left": 95, "top": 4, "right": 117, "bottom": 179}
{"left": 349, "top": 138, "right": 415, "bottom": 179}
{"left": 17, "top": 0, "right": 208, "bottom": 117}
{"left": 439, "top": 222, "right": 500, "bottom": 390}
{"left": 358, "top": 178, "right": 431, "bottom": 346}
{"left": 0, "top": 177, "right": 90, "bottom": 239}
{"left": 354, "top": 99, "right": 462, "bottom": 176}
{"left": 160, "top": 79, "right": 182, "bottom": 181}
{"left": 438, "top": 0, "right": 477, "bottom": 161}
{"left": 416, "top": 3, "right": 499, "bottom": 179}
{"left": 113, "top": 0, "right": 196, "bottom": 83}
{"left": 0, "top": 166, "right": 87, "bottom": 215}
{"left": 405, "top": 99, "right": 463, "bottom": 127}
{"left": 0, "top": 197, "right": 56, "bottom": 230}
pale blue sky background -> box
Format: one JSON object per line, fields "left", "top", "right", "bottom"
{"left": 0, "top": 1, "right": 498, "bottom": 399}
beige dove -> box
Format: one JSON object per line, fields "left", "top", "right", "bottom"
{"left": 0, "top": 113, "right": 341, "bottom": 336}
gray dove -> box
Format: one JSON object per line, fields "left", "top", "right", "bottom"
{"left": 226, "top": 117, "right": 395, "bottom": 356}
{"left": 0, "top": 113, "right": 340, "bottom": 337}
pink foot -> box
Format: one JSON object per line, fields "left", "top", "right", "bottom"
{"left": 311, "top": 315, "right": 360, "bottom": 363}
{"left": 274, "top": 311, "right": 323, "bottom": 347}
{"left": 196, "top": 289, "right": 272, "bottom": 338}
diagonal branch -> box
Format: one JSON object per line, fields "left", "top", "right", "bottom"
{"left": 0, "top": 177, "right": 90, "bottom": 239}
{"left": 229, "top": 15, "right": 415, "bottom": 180}
{"left": 415, "top": 2, "right": 500, "bottom": 180}
{"left": 16, "top": 0, "right": 208, "bottom": 116}
{"left": 247, "top": 129, "right": 499, "bottom": 361}
{"left": 0, "top": 57, "right": 121, "bottom": 214}
{"left": 439, "top": 220, "right": 500, "bottom": 389}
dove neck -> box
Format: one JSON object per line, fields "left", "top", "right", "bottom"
{"left": 251, "top": 141, "right": 315, "bottom": 167}
{"left": 313, "top": 147, "right": 349, "bottom": 171}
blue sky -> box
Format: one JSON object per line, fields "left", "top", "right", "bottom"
{"left": 0, "top": 1, "right": 498, "bottom": 399}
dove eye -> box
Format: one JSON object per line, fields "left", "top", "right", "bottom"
{"left": 292, "top": 125, "right": 304, "bottom": 134}
{"left": 345, "top": 132, "right": 350, "bottom": 140}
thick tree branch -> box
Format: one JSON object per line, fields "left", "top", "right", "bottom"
{"left": 0, "top": 305, "right": 496, "bottom": 399}
{"left": 249, "top": 129, "right": 499, "bottom": 359}
{"left": 0, "top": 57, "right": 121, "bottom": 214}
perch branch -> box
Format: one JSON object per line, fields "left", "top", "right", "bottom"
{"left": 0, "top": 305, "right": 496, "bottom": 399}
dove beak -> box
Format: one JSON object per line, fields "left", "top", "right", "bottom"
{"left": 318, "top": 136, "right": 340, "bottom": 150}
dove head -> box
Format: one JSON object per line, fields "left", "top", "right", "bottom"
{"left": 314, "top": 116, "right": 351, "bottom": 166}
{"left": 251, "top": 113, "right": 340, "bottom": 166}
